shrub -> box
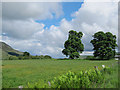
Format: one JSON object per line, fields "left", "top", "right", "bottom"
{"left": 44, "top": 70, "right": 105, "bottom": 88}
{"left": 23, "top": 52, "right": 30, "bottom": 57}
{"left": 39, "top": 55, "right": 44, "bottom": 59}
{"left": 18, "top": 56, "right": 30, "bottom": 60}
{"left": 86, "top": 69, "right": 104, "bottom": 83}
{"left": 9, "top": 56, "right": 19, "bottom": 60}
{"left": 18, "top": 56, "right": 24, "bottom": 60}
{"left": 48, "top": 67, "right": 113, "bottom": 88}
{"left": 101, "top": 67, "right": 113, "bottom": 74}
{"left": 44, "top": 55, "right": 52, "bottom": 59}
{"left": 31, "top": 56, "right": 39, "bottom": 59}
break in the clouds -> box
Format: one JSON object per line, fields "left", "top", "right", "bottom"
{"left": 2, "top": 1, "right": 118, "bottom": 58}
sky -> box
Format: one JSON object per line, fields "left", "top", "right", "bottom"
{"left": 1, "top": 0, "right": 118, "bottom": 58}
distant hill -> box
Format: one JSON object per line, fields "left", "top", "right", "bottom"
{"left": 0, "top": 42, "right": 23, "bottom": 60}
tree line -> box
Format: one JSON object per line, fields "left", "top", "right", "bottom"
{"left": 9, "top": 52, "right": 52, "bottom": 60}
{"left": 62, "top": 30, "right": 117, "bottom": 60}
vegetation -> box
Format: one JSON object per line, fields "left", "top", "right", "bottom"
{"left": 90, "top": 31, "right": 117, "bottom": 60}
{"left": 23, "top": 52, "right": 30, "bottom": 57}
{"left": 2, "top": 59, "right": 118, "bottom": 88}
{"left": 62, "top": 30, "right": 84, "bottom": 59}
{"left": 0, "top": 42, "right": 52, "bottom": 60}
{"left": 0, "top": 42, "right": 23, "bottom": 60}
{"left": 42, "top": 66, "right": 117, "bottom": 88}
{"left": 1, "top": 31, "right": 119, "bottom": 89}
{"left": 86, "top": 56, "right": 97, "bottom": 60}
{"left": 116, "top": 52, "right": 120, "bottom": 55}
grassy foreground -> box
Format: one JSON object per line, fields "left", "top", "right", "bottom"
{"left": 2, "top": 59, "right": 118, "bottom": 88}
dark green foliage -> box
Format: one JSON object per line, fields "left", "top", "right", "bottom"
{"left": 8, "top": 54, "right": 52, "bottom": 60}
{"left": 44, "top": 55, "right": 52, "bottom": 59}
{"left": 31, "top": 55, "right": 52, "bottom": 59}
{"left": 62, "top": 30, "right": 84, "bottom": 59}
{"left": 90, "top": 31, "right": 117, "bottom": 60}
{"left": 23, "top": 52, "right": 30, "bottom": 57}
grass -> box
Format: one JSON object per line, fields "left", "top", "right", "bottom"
{"left": 2, "top": 59, "right": 118, "bottom": 88}
{"left": 90, "top": 63, "right": 119, "bottom": 88}
{"left": 101, "top": 63, "right": 119, "bottom": 88}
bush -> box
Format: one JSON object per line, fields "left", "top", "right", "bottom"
{"left": 31, "top": 56, "right": 39, "bottom": 59}
{"left": 8, "top": 54, "right": 52, "bottom": 60}
{"left": 18, "top": 56, "right": 32, "bottom": 60}
{"left": 48, "top": 69, "right": 104, "bottom": 88}
{"left": 18, "top": 56, "right": 24, "bottom": 60}
{"left": 9, "top": 56, "right": 19, "bottom": 60}
{"left": 44, "top": 55, "right": 52, "bottom": 59}
{"left": 23, "top": 52, "right": 30, "bottom": 57}
{"left": 26, "top": 55, "right": 52, "bottom": 60}
{"left": 101, "top": 67, "right": 113, "bottom": 74}
{"left": 39, "top": 55, "right": 44, "bottom": 59}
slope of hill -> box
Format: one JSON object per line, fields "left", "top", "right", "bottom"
{"left": 0, "top": 42, "right": 23, "bottom": 60}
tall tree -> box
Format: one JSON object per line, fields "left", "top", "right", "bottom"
{"left": 90, "top": 31, "right": 117, "bottom": 60}
{"left": 62, "top": 30, "right": 84, "bottom": 59}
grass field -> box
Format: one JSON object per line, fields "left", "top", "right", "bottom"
{"left": 2, "top": 59, "right": 118, "bottom": 88}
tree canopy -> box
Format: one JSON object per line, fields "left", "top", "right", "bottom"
{"left": 90, "top": 31, "right": 117, "bottom": 60}
{"left": 23, "top": 51, "right": 30, "bottom": 57}
{"left": 62, "top": 30, "right": 84, "bottom": 59}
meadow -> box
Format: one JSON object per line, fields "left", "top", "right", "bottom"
{"left": 2, "top": 59, "right": 118, "bottom": 88}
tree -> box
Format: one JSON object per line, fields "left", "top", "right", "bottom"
{"left": 62, "top": 30, "right": 84, "bottom": 59}
{"left": 23, "top": 51, "right": 30, "bottom": 57}
{"left": 44, "top": 55, "right": 52, "bottom": 59}
{"left": 90, "top": 31, "right": 117, "bottom": 60}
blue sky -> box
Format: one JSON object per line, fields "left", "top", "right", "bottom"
{"left": 35, "top": 2, "right": 83, "bottom": 29}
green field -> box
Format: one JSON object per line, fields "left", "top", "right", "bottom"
{"left": 2, "top": 59, "right": 118, "bottom": 88}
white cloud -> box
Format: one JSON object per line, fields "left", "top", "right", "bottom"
{"left": 3, "top": 19, "right": 45, "bottom": 39}
{"left": 2, "top": 2, "right": 118, "bottom": 58}
{"left": 3, "top": 2, "right": 63, "bottom": 20}
{"left": 72, "top": 2, "right": 118, "bottom": 29}
{"left": 81, "top": 51, "right": 94, "bottom": 55}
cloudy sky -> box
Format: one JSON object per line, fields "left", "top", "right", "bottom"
{"left": 1, "top": 0, "right": 118, "bottom": 58}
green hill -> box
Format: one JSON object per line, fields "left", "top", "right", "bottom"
{"left": 0, "top": 42, "right": 23, "bottom": 60}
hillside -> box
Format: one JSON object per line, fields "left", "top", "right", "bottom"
{"left": 0, "top": 42, "right": 23, "bottom": 60}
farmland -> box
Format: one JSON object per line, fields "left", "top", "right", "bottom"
{"left": 2, "top": 59, "right": 118, "bottom": 88}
